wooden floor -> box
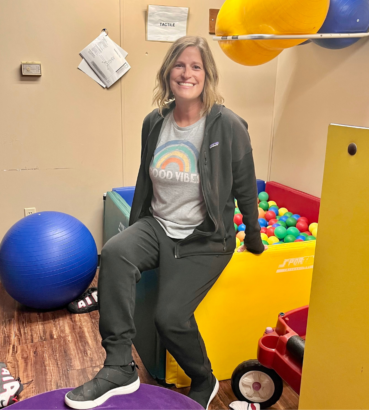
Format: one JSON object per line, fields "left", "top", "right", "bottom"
{"left": 0, "top": 271, "right": 299, "bottom": 409}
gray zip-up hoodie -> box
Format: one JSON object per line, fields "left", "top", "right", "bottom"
{"left": 129, "top": 102, "right": 265, "bottom": 258}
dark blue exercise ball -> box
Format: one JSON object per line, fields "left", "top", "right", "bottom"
{"left": 313, "top": 0, "right": 369, "bottom": 49}
{"left": 0, "top": 212, "right": 98, "bottom": 309}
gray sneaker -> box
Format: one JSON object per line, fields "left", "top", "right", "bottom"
{"left": 64, "top": 362, "right": 140, "bottom": 409}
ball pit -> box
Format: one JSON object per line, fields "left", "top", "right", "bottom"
{"left": 233, "top": 191, "right": 318, "bottom": 252}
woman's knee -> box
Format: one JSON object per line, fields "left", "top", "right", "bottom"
{"left": 101, "top": 232, "right": 130, "bottom": 260}
{"left": 154, "top": 309, "right": 188, "bottom": 334}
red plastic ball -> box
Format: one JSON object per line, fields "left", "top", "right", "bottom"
{"left": 260, "top": 227, "right": 268, "bottom": 234}
{"left": 296, "top": 221, "right": 308, "bottom": 232}
{"left": 298, "top": 217, "right": 309, "bottom": 224}
{"left": 295, "top": 239, "right": 304, "bottom": 242}
{"left": 234, "top": 214, "right": 243, "bottom": 225}
{"left": 303, "top": 231, "right": 312, "bottom": 236}
{"left": 268, "top": 219, "right": 278, "bottom": 226}
{"left": 264, "top": 211, "right": 276, "bottom": 221}
{"left": 267, "top": 227, "right": 275, "bottom": 237}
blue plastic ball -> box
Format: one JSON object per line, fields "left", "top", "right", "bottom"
{"left": 258, "top": 218, "right": 268, "bottom": 228}
{"left": 279, "top": 215, "right": 289, "bottom": 222}
{"left": 292, "top": 214, "right": 301, "bottom": 220}
{"left": 296, "top": 235, "right": 306, "bottom": 241}
{"left": 238, "top": 224, "right": 246, "bottom": 232}
{"left": 272, "top": 223, "right": 281, "bottom": 228}
{"left": 0, "top": 212, "right": 98, "bottom": 309}
{"left": 269, "top": 207, "right": 279, "bottom": 215}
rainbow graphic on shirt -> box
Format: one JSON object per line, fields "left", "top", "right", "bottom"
{"left": 152, "top": 140, "right": 199, "bottom": 173}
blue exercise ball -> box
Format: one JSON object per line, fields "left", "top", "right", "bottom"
{"left": 0, "top": 212, "right": 97, "bottom": 309}
{"left": 312, "top": 0, "right": 369, "bottom": 49}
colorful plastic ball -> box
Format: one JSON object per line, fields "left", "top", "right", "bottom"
{"left": 303, "top": 231, "right": 312, "bottom": 236}
{"left": 258, "top": 192, "right": 269, "bottom": 201}
{"left": 305, "top": 236, "right": 316, "bottom": 241}
{"left": 262, "top": 240, "right": 269, "bottom": 246}
{"left": 278, "top": 208, "right": 288, "bottom": 216}
{"left": 258, "top": 208, "right": 266, "bottom": 218}
{"left": 284, "top": 235, "right": 297, "bottom": 243}
{"left": 300, "top": 233, "right": 309, "bottom": 238}
{"left": 276, "top": 216, "right": 280, "bottom": 220}
{"left": 267, "top": 236, "right": 279, "bottom": 245}
{"left": 292, "top": 214, "right": 301, "bottom": 220}
{"left": 311, "top": 227, "right": 318, "bottom": 237}
{"left": 274, "top": 226, "right": 287, "bottom": 239}
{"left": 295, "top": 239, "right": 304, "bottom": 242}
{"left": 235, "top": 208, "right": 241, "bottom": 214}
{"left": 268, "top": 219, "right": 279, "bottom": 226}
{"left": 267, "top": 228, "right": 276, "bottom": 238}
{"left": 259, "top": 201, "right": 269, "bottom": 211}
{"left": 234, "top": 223, "right": 238, "bottom": 231}
{"left": 261, "top": 233, "right": 268, "bottom": 241}
{"left": 269, "top": 206, "right": 279, "bottom": 217}
{"left": 268, "top": 201, "right": 277, "bottom": 207}
{"left": 260, "top": 227, "right": 268, "bottom": 234}
{"left": 277, "top": 221, "right": 287, "bottom": 228}
{"left": 296, "top": 221, "right": 308, "bottom": 232}
{"left": 309, "top": 223, "right": 318, "bottom": 233}
{"left": 284, "top": 212, "right": 293, "bottom": 218}
{"left": 279, "top": 215, "right": 289, "bottom": 222}
{"left": 287, "top": 227, "right": 300, "bottom": 237}
{"left": 237, "top": 231, "right": 246, "bottom": 242}
{"left": 296, "top": 235, "right": 306, "bottom": 241}
{"left": 238, "top": 224, "right": 246, "bottom": 232}
{"left": 236, "top": 237, "right": 241, "bottom": 247}
{"left": 298, "top": 217, "right": 309, "bottom": 224}
{"left": 272, "top": 223, "right": 281, "bottom": 228}
{"left": 258, "top": 218, "right": 268, "bottom": 228}
{"left": 234, "top": 214, "right": 243, "bottom": 225}
{"left": 286, "top": 217, "right": 297, "bottom": 227}
{"left": 265, "top": 211, "right": 276, "bottom": 221}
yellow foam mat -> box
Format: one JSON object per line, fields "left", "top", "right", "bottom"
{"left": 166, "top": 241, "right": 315, "bottom": 387}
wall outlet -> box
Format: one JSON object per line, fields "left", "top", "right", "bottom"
{"left": 24, "top": 207, "right": 36, "bottom": 217}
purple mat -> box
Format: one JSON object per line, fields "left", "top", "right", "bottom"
{"left": 11, "top": 384, "right": 203, "bottom": 409}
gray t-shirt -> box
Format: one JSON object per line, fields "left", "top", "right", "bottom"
{"left": 149, "top": 111, "right": 207, "bottom": 239}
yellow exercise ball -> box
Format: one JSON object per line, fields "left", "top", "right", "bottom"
{"left": 246, "top": 0, "right": 330, "bottom": 51}
{"left": 215, "top": 0, "right": 330, "bottom": 65}
{"left": 215, "top": 0, "right": 281, "bottom": 66}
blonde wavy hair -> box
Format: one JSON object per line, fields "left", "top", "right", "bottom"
{"left": 153, "top": 36, "right": 224, "bottom": 116}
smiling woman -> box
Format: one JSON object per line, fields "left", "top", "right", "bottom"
{"left": 65, "top": 36, "right": 265, "bottom": 410}
{"left": 153, "top": 36, "right": 224, "bottom": 117}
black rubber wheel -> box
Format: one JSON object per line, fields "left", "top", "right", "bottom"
{"left": 231, "top": 359, "right": 283, "bottom": 409}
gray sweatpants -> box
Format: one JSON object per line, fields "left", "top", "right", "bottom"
{"left": 98, "top": 216, "right": 232, "bottom": 383}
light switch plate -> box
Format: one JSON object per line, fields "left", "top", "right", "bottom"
{"left": 21, "top": 61, "right": 42, "bottom": 76}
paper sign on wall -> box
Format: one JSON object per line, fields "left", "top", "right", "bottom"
{"left": 147, "top": 5, "right": 189, "bottom": 42}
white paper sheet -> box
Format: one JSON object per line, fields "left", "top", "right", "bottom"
{"left": 147, "top": 5, "right": 189, "bottom": 42}
{"left": 79, "top": 32, "right": 130, "bottom": 88}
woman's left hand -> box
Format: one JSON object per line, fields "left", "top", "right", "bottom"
{"left": 237, "top": 244, "right": 268, "bottom": 252}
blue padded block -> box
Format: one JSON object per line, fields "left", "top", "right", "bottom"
{"left": 257, "top": 179, "right": 266, "bottom": 194}
{"left": 112, "top": 186, "right": 135, "bottom": 207}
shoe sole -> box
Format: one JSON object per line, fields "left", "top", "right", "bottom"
{"left": 64, "top": 377, "right": 140, "bottom": 409}
{"left": 206, "top": 378, "right": 219, "bottom": 410}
